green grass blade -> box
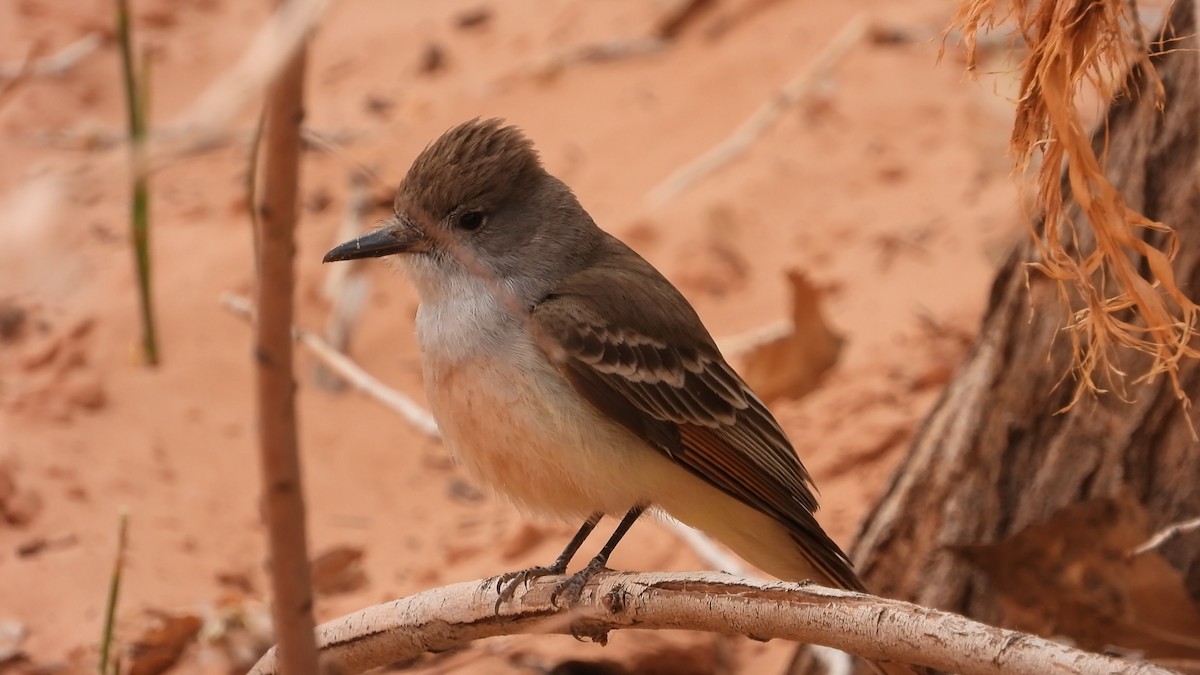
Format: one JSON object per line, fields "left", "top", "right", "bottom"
{"left": 116, "top": 0, "right": 159, "bottom": 365}
{"left": 98, "top": 510, "right": 129, "bottom": 675}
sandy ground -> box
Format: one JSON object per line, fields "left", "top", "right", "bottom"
{"left": 0, "top": 0, "right": 1020, "bottom": 672}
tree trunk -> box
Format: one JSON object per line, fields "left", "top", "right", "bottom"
{"left": 853, "top": 0, "right": 1200, "bottom": 649}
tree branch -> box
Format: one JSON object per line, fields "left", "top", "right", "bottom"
{"left": 246, "top": 572, "right": 1173, "bottom": 675}
{"left": 252, "top": 3, "right": 317, "bottom": 671}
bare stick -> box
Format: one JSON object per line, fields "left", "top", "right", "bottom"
{"left": 142, "top": 0, "right": 328, "bottom": 171}
{"left": 246, "top": 571, "right": 1173, "bottom": 675}
{"left": 222, "top": 293, "right": 440, "bottom": 438}
{"left": 252, "top": 3, "right": 317, "bottom": 672}
{"left": 645, "top": 13, "right": 870, "bottom": 206}
{"left": 1132, "top": 515, "right": 1200, "bottom": 555}
{"left": 525, "top": 37, "right": 666, "bottom": 79}
{"left": 0, "top": 33, "right": 103, "bottom": 81}
{"left": 300, "top": 129, "right": 382, "bottom": 187}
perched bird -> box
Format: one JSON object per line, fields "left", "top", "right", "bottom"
{"left": 324, "top": 118, "right": 865, "bottom": 599}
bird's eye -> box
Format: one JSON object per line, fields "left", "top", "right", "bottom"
{"left": 455, "top": 211, "right": 484, "bottom": 231}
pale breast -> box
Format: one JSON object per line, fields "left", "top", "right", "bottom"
{"left": 416, "top": 294, "right": 655, "bottom": 517}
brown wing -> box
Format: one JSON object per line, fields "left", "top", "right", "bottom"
{"left": 530, "top": 237, "right": 863, "bottom": 591}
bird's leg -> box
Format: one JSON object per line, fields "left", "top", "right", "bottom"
{"left": 551, "top": 504, "right": 645, "bottom": 607}
{"left": 495, "top": 512, "right": 603, "bottom": 608}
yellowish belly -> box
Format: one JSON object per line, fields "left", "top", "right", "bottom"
{"left": 420, "top": 339, "right": 828, "bottom": 583}
{"left": 423, "top": 346, "right": 650, "bottom": 517}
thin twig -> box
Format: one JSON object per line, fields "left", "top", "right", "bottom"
{"left": 646, "top": 13, "right": 870, "bottom": 206}
{"left": 253, "top": 5, "right": 318, "bottom": 671}
{"left": 0, "top": 33, "right": 103, "bottom": 80}
{"left": 1132, "top": 515, "right": 1200, "bottom": 555}
{"left": 246, "top": 111, "right": 265, "bottom": 275}
{"left": 140, "top": 0, "right": 328, "bottom": 172}
{"left": 247, "top": 571, "right": 1174, "bottom": 675}
{"left": 300, "top": 129, "right": 382, "bottom": 187}
{"left": 222, "top": 293, "right": 441, "bottom": 438}
{"left": 525, "top": 37, "right": 667, "bottom": 79}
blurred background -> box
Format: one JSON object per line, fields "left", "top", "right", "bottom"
{"left": 0, "top": 0, "right": 1026, "bottom": 672}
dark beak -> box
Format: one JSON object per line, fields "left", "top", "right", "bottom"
{"left": 322, "top": 221, "right": 423, "bottom": 263}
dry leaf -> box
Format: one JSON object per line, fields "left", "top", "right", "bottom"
{"left": 311, "top": 545, "right": 367, "bottom": 596}
{"left": 3, "top": 490, "right": 42, "bottom": 527}
{"left": 125, "top": 612, "right": 203, "bottom": 675}
{"left": 954, "top": 493, "right": 1200, "bottom": 659}
{"left": 739, "top": 270, "right": 842, "bottom": 402}
{"left": 655, "top": 0, "right": 717, "bottom": 40}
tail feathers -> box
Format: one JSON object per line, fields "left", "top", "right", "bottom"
{"left": 787, "top": 528, "right": 867, "bottom": 592}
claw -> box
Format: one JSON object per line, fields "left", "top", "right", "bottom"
{"left": 493, "top": 564, "right": 565, "bottom": 612}
{"left": 549, "top": 559, "right": 608, "bottom": 608}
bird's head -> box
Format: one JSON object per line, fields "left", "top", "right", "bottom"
{"left": 323, "top": 119, "right": 599, "bottom": 303}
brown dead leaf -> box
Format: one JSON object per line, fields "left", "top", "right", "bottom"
{"left": 125, "top": 612, "right": 203, "bottom": 675}
{"left": 0, "top": 465, "right": 41, "bottom": 528}
{"left": 0, "top": 300, "right": 26, "bottom": 342}
{"left": 655, "top": 0, "right": 717, "bottom": 41}
{"left": 16, "top": 533, "right": 76, "bottom": 558}
{"left": 311, "top": 545, "right": 367, "bottom": 596}
{"left": 454, "top": 6, "right": 492, "bottom": 30}
{"left": 954, "top": 493, "right": 1200, "bottom": 659}
{"left": 3, "top": 489, "right": 42, "bottom": 527}
{"left": 739, "top": 270, "right": 843, "bottom": 402}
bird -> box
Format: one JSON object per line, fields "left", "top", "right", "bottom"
{"left": 323, "top": 118, "right": 866, "bottom": 602}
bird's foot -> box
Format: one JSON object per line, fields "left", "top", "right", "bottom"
{"left": 493, "top": 563, "right": 565, "bottom": 611}
{"left": 549, "top": 557, "right": 609, "bottom": 608}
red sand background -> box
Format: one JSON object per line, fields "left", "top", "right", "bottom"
{"left": 0, "top": 0, "right": 1019, "bottom": 672}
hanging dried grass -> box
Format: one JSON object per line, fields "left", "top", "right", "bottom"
{"left": 949, "top": 0, "right": 1198, "bottom": 409}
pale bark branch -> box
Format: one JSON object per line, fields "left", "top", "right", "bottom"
{"left": 143, "top": 0, "right": 328, "bottom": 170}
{"left": 645, "top": 12, "right": 869, "bottom": 206}
{"left": 222, "top": 292, "right": 441, "bottom": 439}
{"left": 0, "top": 33, "right": 102, "bottom": 81}
{"left": 1133, "top": 515, "right": 1200, "bottom": 556}
{"left": 246, "top": 571, "right": 1174, "bottom": 675}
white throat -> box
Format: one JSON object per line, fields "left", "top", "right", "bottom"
{"left": 403, "top": 255, "right": 524, "bottom": 362}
